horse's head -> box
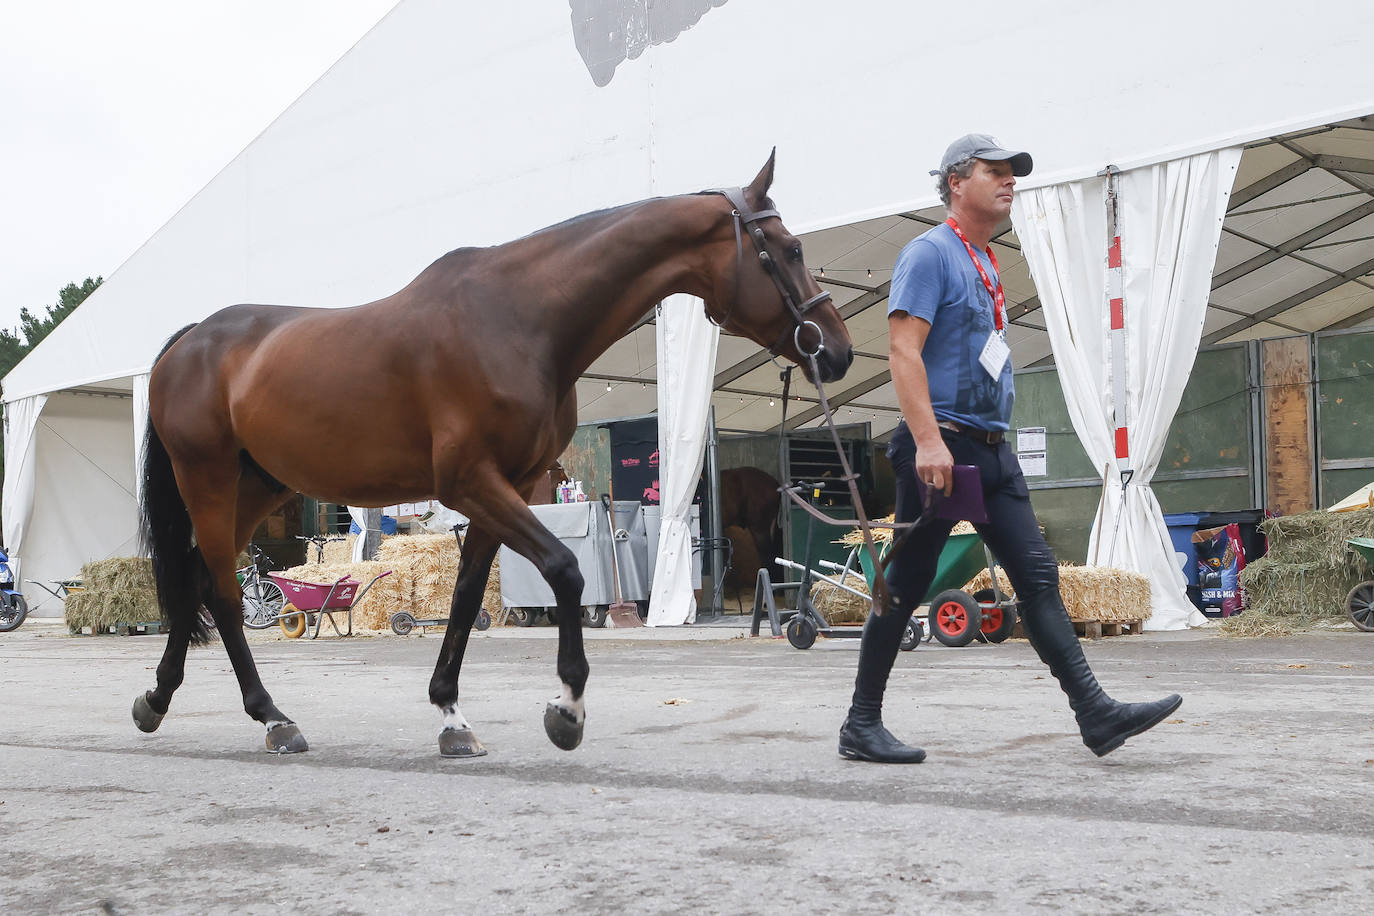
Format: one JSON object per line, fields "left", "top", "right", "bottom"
{"left": 704, "top": 151, "right": 853, "bottom": 384}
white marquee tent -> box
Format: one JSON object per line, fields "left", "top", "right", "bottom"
{"left": 6, "top": 0, "right": 1374, "bottom": 624}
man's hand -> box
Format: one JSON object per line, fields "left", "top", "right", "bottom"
{"left": 914, "top": 432, "right": 955, "bottom": 496}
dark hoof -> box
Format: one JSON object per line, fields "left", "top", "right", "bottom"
{"left": 438, "top": 727, "right": 488, "bottom": 758}
{"left": 543, "top": 702, "right": 583, "bottom": 751}
{"left": 265, "top": 722, "right": 309, "bottom": 754}
{"left": 132, "top": 692, "right": 165, "bottom": 733}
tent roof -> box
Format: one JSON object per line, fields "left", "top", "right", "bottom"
{"left": 6, "top": 1, "right": 1374, "bottom": 438}
{"left": 578, "top": 118, "right": 1374, "bottom": 441}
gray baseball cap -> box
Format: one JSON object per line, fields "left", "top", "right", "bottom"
{"left": 930, "top": 133, "right": 1033, "bottom": 177}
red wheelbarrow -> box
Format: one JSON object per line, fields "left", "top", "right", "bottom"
{"left": 268, "top": 570, "right": 392, "bottom": 639}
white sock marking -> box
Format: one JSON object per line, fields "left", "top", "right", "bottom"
{"left": 441, "top": 704, "right": 471, "bottom": 732}
{"left": 552, "top": 683, "right": 585, "bottom": 724}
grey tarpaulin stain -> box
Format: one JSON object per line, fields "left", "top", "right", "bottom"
{"left": 570, "top": 0, "right": 728, "bottom": 87}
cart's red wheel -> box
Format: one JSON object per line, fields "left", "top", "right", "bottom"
{"left": 973, "top": 588, "right": 1018, "bottom": 644}
{"left": 927, "top": 589, "right": 980, "bottom": 647}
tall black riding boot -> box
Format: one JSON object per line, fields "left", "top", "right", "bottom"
{"left": 1019, "top": 593, "right": 1182, "bottom": 757}
{"left": 839, "top": 607, "right": 926, "bottom": 763}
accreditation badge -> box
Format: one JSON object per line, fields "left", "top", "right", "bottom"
{"left": 979, "top": 330, "right": 1010, "bottom": 379}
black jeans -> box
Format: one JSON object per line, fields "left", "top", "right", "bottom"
{"left": 848, "top": 418, "right": 1066, "bottom": 718}
{"left": 883, "top": 419, "right": 1060, "bottom": 616}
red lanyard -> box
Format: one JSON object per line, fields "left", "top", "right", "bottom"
{"left": 945, "top": 218, "right": 1004, "bottom": 331}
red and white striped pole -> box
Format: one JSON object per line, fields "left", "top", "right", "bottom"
{"left": 1102, "top": 165, "right": 1131, "bottom": 477}
{"left": 1101, "top": 165, "right": 1133, "bottom": 563}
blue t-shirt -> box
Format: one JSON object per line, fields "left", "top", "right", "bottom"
{"left": 887, "top": 223, "right": 1014, "bottom": 430}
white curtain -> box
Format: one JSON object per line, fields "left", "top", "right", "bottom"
{"left": 2, "top": 394, "right": 49, "bottom": 582}
{"left": 647, "top": 294, "right": 719, "bottom": 626}
{"left": 1011, "top": 148, "right": 1241, "bottom": 630}
{"left": 349, "top": 506, "right": 369, "bottom": 562}
{"left": 131, "top": 373, "right": 150, "bottom": 529}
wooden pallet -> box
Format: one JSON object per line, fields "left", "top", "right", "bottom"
{"left": 68, "top": 621, "right": 166, "bottom": 636}
{"left": 1072, "top": 619, "right": 1146, "bottom": 639}
{"left": 1009, "top": 618, "right": 1146, "bottom": 640}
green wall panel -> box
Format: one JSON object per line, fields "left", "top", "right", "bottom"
{"left": 1316, "top": 331, "right": 1374, "bottom": 463}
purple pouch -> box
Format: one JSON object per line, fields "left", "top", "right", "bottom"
{"left": 913, "top": 465, "right": 988, "bottom": 524}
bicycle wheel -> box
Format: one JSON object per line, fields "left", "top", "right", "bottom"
{"left": 242, "top": 579, "right": 286, "bottom": 629}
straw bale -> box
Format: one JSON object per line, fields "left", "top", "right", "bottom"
{"left": 297, "top": 535, "right": 358, "bottom": 566}
{"left": 808, "top": 568, "right": 873, "bottom": 624}
{"left": 380, "top": 534, "right": 461, "bottom": 621}
{"left": 1260, "top": 506, "right": 1374, "bottom": 569}
{"left": 836, "top": 516, "right": 975, "bottom": 548}
{"left": 964, "top": 564, "right": 1151, "bottom": 623}
{"left": 63, "top": 557, "right": 160, "bottom": 629}
{"left": 375, "top": 533, "right": 503, "bottom": 625}
{"left": 277, "top": 561, "right": 407, "bottom": 631}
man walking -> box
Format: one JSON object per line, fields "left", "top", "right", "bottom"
{"left": 839, "top": 134, "right": 1181, "bottom": 763}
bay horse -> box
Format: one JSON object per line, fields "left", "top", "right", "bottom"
{"left": 134, "top": 151, "right": 853, "bottom": 757}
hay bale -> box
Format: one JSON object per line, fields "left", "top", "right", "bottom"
{"left": 1261, "top": 506, "right": 1374, "bottom": 569}
{"left": 809, "top": 568, "right": 872, "bottom": 624}
{"left": 297, "top": 535, "right": 358, "bottom": 566}
{"left": 1237, "top": 557, "right": 1363, "bottom": 616}
{"left": 964, "top": 564, "right": 1151, "bottom": 623}
{"left": 1214, "top": 507, "right": 1374, "bottom": 637}
{"left": 63, "top": 557, "right": 160, "bottom": 630}
{"left": 836, "top": 516, "right": 975, "bottom": 548}
{"left": 380, "top": 534, "right": 460, "bottom": 622}
{"left": 374, "top": 533, "right": 503, "bottom": 626}
{"left": 276, "top": 561, "right": 407, "bottom": 631}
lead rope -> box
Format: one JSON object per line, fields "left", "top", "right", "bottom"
{"left": 804, "top": 352, "right": 894, "bottom": 616}
{"left": 775, "top": 355, "right": 899, "bottom": 617}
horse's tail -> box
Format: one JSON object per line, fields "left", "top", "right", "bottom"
{"left": 141, "top": 324, "right": 212, "bottom": 645}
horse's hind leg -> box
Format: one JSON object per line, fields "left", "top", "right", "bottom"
{"left": 441, "top": 470, "right": 589, "bottom": 753}
{"left": 188, "top": 480, "right": 307, "bottom": 753}
{"left": 427, "top": 524, "right": 500, "bottom": 758}
{"left": 134, "top": 473, "right": 296, "bottom": 734}
{"left": 134, "top": 599, "right": 200, "bottom": 732}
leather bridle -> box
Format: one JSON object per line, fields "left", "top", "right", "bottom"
{"left": 701, "top": 187, "right": 908, "bottom": 616}
{"left": 706, "top": 187, "right": 833, "bottom": 357}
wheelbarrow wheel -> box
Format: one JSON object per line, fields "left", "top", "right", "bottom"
{"left": 1347, "top": 581, "right": 1374, "bottom": 632}
{"left": 973, "top": 588, "right": 1018, "bottom": 644}
{"left": 899, "top": 617, "right": 922, "bottom": 651}
{"left": 786, "top": 615, "right": 818, "bottom": 650}
{"left": 510, "top": 607, "right": 539, "bottom": 627}
{"left": 928, "top": 589, "right": 981, "bottom": 647}
{"left": 583, "top": 605, "right": 608, "bottom": 628}
{"left": 279, "top": 605, "right": 308, "bottom": 639}
{"left": 390, "top": 611, "right": 416, "bottom": 636}
{"left": 474, "top": 608, "right": 492, "bottom": 631}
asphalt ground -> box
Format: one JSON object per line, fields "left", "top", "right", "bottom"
{"left": 1, "top": 618, "right": 1371, "bottom": 915}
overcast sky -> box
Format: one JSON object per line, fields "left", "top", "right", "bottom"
{"left": 0, "top": 0, "right": 398, "bottom": 336}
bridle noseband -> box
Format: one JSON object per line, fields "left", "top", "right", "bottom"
{"left": 707, "top": 187, "right": 833, "bottom": 357}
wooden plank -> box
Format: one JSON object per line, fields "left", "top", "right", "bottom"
{"left": 1262, "top": 337, "right": 1315, "bottom": 515}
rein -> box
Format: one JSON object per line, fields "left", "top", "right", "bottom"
{"left": 775, "top": 361, "right": 917, "bottom": 619}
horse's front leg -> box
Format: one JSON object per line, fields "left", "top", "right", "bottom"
{"left": 450, "top": 472, "right": 590, "bottom": 753}
{"left": 428, "top": 525, "right": 499, "bottom": 758}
